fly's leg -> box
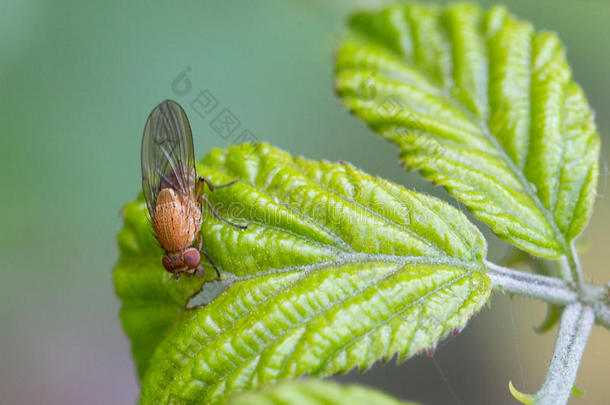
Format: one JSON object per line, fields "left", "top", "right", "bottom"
{"left": 201, "top": 248, "right": 221, "bottom": 279}
{"left": 199, "top": 193, "right": 248, "bottom": 229}
{"left": 198, "top": 176, "right": 238, "bottom": 192}
{"left": 194, "top": 231, "right": 221, "bottom": 279}
{"left": 195, "top": 176, "right": 238, "bottom": 198}
{"left": 195, "top": 176, "right": 247, "bottom": 229}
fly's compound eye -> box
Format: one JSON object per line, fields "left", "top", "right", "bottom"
{"left": 183, "top": 248, "right": 201, "bottom": 269}
{"left": 162, "top": 255, "right": 174, "bottom": 272}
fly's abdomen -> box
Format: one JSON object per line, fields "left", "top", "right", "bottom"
{"left": 153, "top": 188, "right": 201, "bottom": 252}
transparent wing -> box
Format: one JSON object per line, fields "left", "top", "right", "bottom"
{"left": 141, "top": 100, "right": 197, "bottom": 217}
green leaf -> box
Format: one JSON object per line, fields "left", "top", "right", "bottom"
{"left": 227, "top": 380, "right": 421, "bottom": 405}
{"left": 114, "top": 143, "right": 491, "bottom": 404}
{"left": 509, "top": 381, "right": 535, "bottom": 405}
{"left": 535, "top": 304, "right": 563, "bottom": 334}
{"left": 571, "top": 385, "right": 584, "bottom": 398}
{"left": 335, "top": 3, "right": 600, "bottom": 259}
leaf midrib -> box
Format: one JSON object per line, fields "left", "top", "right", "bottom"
{"left": 348, "top": 11, "right": 570, "bottom": 255}
{"left": 460, "top": 80, "right": 569, "bottom": 254}
{"left": 196, "top": 260, "right": 482, "bottom": 401}
{"left": 174, "top": 255, "right": 481, "bottom": 399}
{"left": 219, "top": 253, "right": 483, "bottom": 284}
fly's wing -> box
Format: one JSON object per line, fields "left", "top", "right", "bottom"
{"left": 141, "top": 100, "right": 197, "bottom": 218}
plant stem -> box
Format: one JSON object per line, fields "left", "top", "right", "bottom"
{"left": 562, "top": 241, "right": 585, "bottom": 288}
{"left": 534, "top": 303, "right": 594, "bottom": 405}
{"left": 593, "top": 301, "right": 610, "bottom": 329}
{"left": 485, "top": 261, "right": 578, "bottom": 305}
{"left": 557, "top": 255, "right": 574, "bottom": 285}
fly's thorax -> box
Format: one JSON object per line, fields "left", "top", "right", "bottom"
{"left": 152, "top": 188, "right": 202, "bottom": 253}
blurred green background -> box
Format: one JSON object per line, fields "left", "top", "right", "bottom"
{"left": 1, "top": 0, "right": 608, "bottom": 404}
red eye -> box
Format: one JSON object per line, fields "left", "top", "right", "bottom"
{"left": 183, "top": 248, "right": 200, "bottom": 269}
{"left": 162, "top": 255, "right": 174, "bottom": 271}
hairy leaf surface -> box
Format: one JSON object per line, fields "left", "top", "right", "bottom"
{"left": 335, "top": 3, "right": 600, "bottom": 258}
{"left": 227, "top": 380, "right": 421, "bottom": 405}
{"left": 115, "top": 143, "right": 490, "bottom": 404}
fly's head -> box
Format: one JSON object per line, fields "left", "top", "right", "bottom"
{"left": 162, "top": 248, "right": 201, "bottom": 275}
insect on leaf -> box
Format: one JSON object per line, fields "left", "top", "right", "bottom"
{"left": 113, "top": 143, "right": 492, "bottom": 404}
{"left": 335, "top": 3, "right": 600, "bottom": 258}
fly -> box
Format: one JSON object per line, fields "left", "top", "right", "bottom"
{"left": 141, "top": 99, "right": 246, "bottom": 279}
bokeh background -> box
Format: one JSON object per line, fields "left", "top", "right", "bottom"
{"left": 1, "top": 0, "right": 608, "bottom": 404}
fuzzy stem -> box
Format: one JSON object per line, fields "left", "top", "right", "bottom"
{"left": 566, "top": 241, "right": 585, "bottom": 287}
{"left": 485, "top": 261, "right": 578, "bottom": 305}
{"left": 593, "top": 301, "right": 610, "bottom": 329}
{"left": 535, "top": 303, "right": 594, "bottom": 405}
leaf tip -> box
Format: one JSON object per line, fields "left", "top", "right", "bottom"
{"left": 571, "top": 385, "right": 584, "bottom": 397}
{"left": 533, "top": 304, "right": 562, "bottom": 334}
{"left": 509, "top": 381, "right": 535, "bottom": 405}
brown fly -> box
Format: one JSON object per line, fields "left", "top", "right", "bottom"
{"left": 141, "top": 99, "right": 246, "bottom": 279}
